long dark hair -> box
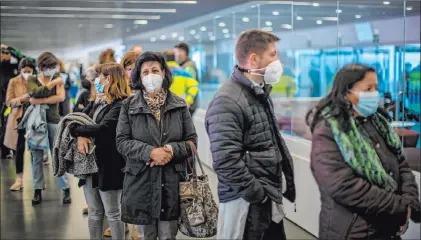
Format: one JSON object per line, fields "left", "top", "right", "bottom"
{"left": 306, "top": 63, "right": 376, "bottom": 133}
{"left": 131, "top": 51, "right": 173, "bottom": 91}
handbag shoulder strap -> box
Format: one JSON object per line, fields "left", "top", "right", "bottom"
{"left": 187, "top": 141, "right": 205, "bottom": 177}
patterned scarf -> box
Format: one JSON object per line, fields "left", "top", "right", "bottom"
{"left": 321, "top": 107, "right": 402, "bottom": 192}
{"left": 143, "top": 89, "right": 167, "bottom": 121}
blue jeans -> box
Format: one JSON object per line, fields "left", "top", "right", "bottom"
{"left": 30, "top": 123, "right": 70, "bottom": 190}
{"left": 83, "top": 176, "right": 125, "bottom": 240}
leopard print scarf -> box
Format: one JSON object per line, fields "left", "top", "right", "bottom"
{"left": 143, "top": 89, "right": 167, "bottom": 121}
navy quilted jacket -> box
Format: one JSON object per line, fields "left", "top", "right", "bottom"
{"left": 205, "top": 67, "right": 296, "bottom": 204}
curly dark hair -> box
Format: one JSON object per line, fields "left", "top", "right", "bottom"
{"left": 306, "top": 63, "right": 379, "bottom": 133}
{"left": 131, "top": 51, "right": 173, "bottom": 91}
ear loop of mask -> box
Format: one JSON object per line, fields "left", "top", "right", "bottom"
{"left": 237, "top": 66, "right": 266, "bottom": 77}
{"left": 249, "top": 66, "right": 266, "bottom": 77}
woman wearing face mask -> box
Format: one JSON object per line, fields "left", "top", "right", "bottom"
{"left": 116, "top": 52, "right": 197, "bottom": 240}
{"left": 306, "top": 63, "right": 420, "bottom": 239}
{"left": 26, "top": 52, "right": 72, "bottom": 205}
{"left": 70, "top": 63, "right": 131, "bottom": 240}
{"left": 5, "top": 58, "right": 36, "bottom": 191}
{"left": 120, "top": 51, "right": 139, "bottom": 83}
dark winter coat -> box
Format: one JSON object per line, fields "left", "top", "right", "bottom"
{"left": 311, "top": 117, "right": 421, "bottom": 239}
{"left": 116, "top": 91, "right": 197, "bottom": 225}
{"left": 205, "top": 67, "right": 296, "bottom": 205}
{"left": 71, "top": 99, "right": 126, "bottom": 191}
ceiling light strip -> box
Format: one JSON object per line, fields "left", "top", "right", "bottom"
{"left": 0, "top": 0, "right": 196, "bottom": 3}
{"left": 0, "top": 13, "right": 160, "bottom": 20}
{"left": 1, "top": 6, "right": 176, "bottom": 13}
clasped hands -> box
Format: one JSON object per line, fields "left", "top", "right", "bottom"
{"left": 148, "top": 146, "right": 173, "bottom": 167}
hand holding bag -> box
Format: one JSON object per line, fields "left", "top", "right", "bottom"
{"left": 178, "top": 142, "right": 218, "bottom": 238}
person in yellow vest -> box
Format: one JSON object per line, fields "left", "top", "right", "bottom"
{"left": 163, "top": 50, "right": 199, "bottom": 115}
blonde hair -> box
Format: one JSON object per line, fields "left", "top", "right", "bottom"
{"left": 95, "top": 63, "right": 132, "bottom": 103}
{"left": 120, "top": 51, "right": 139, "bottom": 70}
{"left": 98, "top": 48, "right": 116, "bottom": 64}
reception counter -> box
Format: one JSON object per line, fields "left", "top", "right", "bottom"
{"left": 193, "top": 109, "right": 421, "bottom": 239}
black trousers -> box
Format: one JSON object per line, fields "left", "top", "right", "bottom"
{"left": 14, "top": 129, "right": 25, "bottom": 174}
{"left": 243, "top": 200, "right": 287, "bottom": 240}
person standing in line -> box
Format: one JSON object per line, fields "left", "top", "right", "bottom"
{"left": 173, "top": 43, "right": 199, "bottom": 116}
{"left": 130, "top": 45, "right": 143, "bottom": 56}
{"left": 73, "top": 78, "right": 93, "bottom": 113}
{"left": 120, "top": 51, "right": 140, "bottom": 87}
{"left": 25, "top": 52, "right": 72, "bottom": 205}
{"left": 99, "top": 49, "right": 116, "bottom": 65}
{"left": 173, "top": 43, "right": 198, "bottom": 80}
{"left": 58, "top": 60, "right": 73, "bottom": 117}
{"left": 71, "top": 63, "right": 130, "bottom": 240}
{"left": 162, "top": 50, "right": 199, "bottom": 113}
{"left": 1, "top": 44, "right": 26, "bottom": 159}
{"left": 5, "top": 58, "right": 36, "bottom": 191}
{"left": 306, "top": 63, "right": 420, "bottom": 239}
{"left": 205, "top": 29, "right": 296, "bottom": 240}
{"left": 116, "top": 52, "right": 197, "bottom": 240}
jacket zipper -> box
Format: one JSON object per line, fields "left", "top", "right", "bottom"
{"left": 344, "top": 214, "right": 358, "bottom": 240}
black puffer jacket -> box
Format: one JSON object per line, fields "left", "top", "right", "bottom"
{"left": 205, "top": 67, "right": 296, "bottom": 204}
{"left": 311, "top": 118, "right": 420, "bottom": 239}
{"left": 116, "top": 91, "right": 197, "bottom": 225}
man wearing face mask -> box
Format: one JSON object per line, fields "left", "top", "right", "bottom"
{"left": 1, "top": 44, "right": 26, "bottom": 159}
{"left": 205, "top": 29, "right": 296, "bottom": 240}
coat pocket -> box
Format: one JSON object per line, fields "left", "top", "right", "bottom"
{"left": 122, "top": 164, "right": 147, "bottom": 190}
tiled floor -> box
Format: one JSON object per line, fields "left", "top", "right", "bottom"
{"left": 1, "top": 153, "right": 316, "bottom": 239}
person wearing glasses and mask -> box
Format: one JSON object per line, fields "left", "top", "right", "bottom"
{"left": 116, "top": 52, "right": 197, "bottom": 240}
{"left": 25, "top": 52, "right": 72, "bottom": 205}
{"left": 205, "top": 29, "right": 296, "bottom": 240}
{"left": 306, "top": 63, "right": 420, "bottom": 239}
{"left": 5, "top": 58, "right": 36, "bottom": 191}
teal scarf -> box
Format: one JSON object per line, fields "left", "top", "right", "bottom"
{"left": 322, "top": 108, "right": 402, "bottom": 192}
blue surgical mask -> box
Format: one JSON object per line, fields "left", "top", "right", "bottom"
{"left": 353, "top": 91, "right": 380, "bottom": 117}
{"left": 94, "top": 77, "right": 104, "bottom": 94}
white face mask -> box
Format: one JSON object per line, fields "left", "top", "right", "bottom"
{"left": 10, "top": 57, "right": 18, "bottom": 64}
{"left": 43, "top": 67, "right": 59, "bottom": 77}
{"left": 22, "top": 72, "right": 31, "bottom": 81}
{"left": 250, "top": 60, "right": 284, "bottom": 84}
{"left": 142, "top": 74, "right": 163, "bottom": 93}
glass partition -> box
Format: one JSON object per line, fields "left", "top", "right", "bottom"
{"left": 398, "top": 0, "right": 421, "bottom": 160}
{"left": 123, "top": 1, "right": 420, "bottom": 152}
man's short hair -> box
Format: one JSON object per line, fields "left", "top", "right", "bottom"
{"left": 174, "top": 42, "right": 190, "bottom": 56}
{"left": 235, "top": 29, "right": 280, "bottom": 65}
